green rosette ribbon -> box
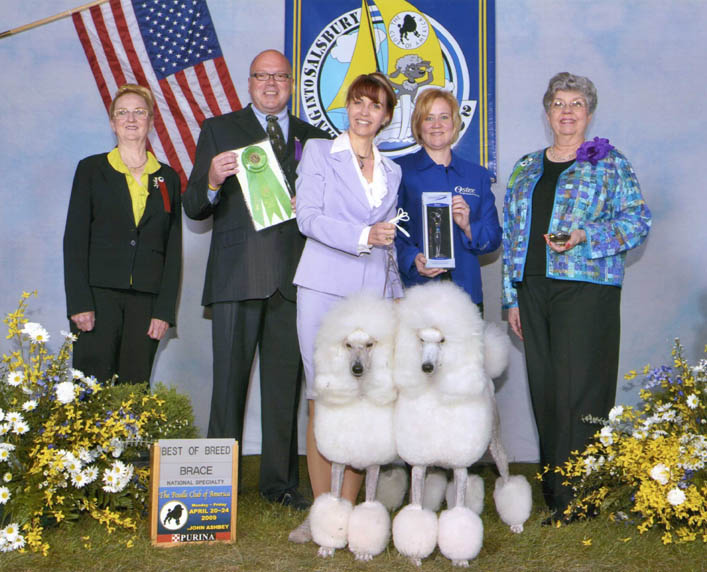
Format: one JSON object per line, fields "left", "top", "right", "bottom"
{"left": 242, "top": 145, "right": 292, "bottom": 228}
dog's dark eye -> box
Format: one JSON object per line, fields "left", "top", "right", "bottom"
{"left": 440, "top": 337, "right": 446, "bottom": 343}
{"left": 366, "top": 342, "right": 373, "bottom": 348}
{"left": 345, "top": 342, "right": 352, "bottom": 349}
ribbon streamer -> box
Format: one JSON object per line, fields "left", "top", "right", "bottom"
{"left": 242, "top": 145, "right": 292, "bottom": 228}
{"left": 388, "top": 207, "right": 410, "bottom": 237}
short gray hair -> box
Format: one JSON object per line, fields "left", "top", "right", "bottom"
{"left": 542, "top": 72, "right": 598, "bottom": 114}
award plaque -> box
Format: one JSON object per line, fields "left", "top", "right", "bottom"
{"left": 150, "top": 438, "right": 238, "bottom": 546}
{"left": 421, "top": 191, "right": 455, "bottom": 269}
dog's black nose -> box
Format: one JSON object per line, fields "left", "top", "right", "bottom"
{"left": 422, "top": 362, "right": 434, "bottom": 374}
{"left": 351, "top": 363, "right": 364, "bottom": 377}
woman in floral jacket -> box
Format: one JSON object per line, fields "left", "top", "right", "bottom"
{"left": 502, "top": 72, "right": 651, "bottom": 523}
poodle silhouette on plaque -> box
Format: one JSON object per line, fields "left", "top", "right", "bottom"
{"left": 422, "top": 192, "right": 455, "bottom": 269}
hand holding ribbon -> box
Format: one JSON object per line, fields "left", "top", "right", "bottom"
{"left": 388, "top": 207, "right": 411, "bottom": 238}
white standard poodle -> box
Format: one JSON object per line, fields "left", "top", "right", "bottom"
{"left": 309, "top": 292, "right": 398, "bottom": 561}
{"left": 392, "top": 282, "right": 532, "bottom": 567}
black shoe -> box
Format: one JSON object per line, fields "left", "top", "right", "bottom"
{"left": 264, "top": 490, "right": 311, "bottom": 511}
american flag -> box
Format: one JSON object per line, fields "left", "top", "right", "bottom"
{"left": 73, "top": 0, "right": 241, "bottom": 189}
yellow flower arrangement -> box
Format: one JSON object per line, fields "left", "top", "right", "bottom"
{"left": 556, "top": 339, "right": 707, "bottom": 543}
{"left": 0, "top": 293, "right": 197, "bottom": 553}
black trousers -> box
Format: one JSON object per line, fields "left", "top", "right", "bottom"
{"left": 207, "top": 290, "right": 302, "bottom": 498}
{"left": 71, "top": 287, "right": 158, "bottom": 384}
{"left": 517, "top": 276, "right": 621, "bottom": 512}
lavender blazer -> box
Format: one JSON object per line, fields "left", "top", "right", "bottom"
{"left": 293, "top": 137, "right": 403, "bottom": 298}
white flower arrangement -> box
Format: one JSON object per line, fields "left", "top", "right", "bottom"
{"left": 0, "top": 292, "right": 198, "bottom": 555}
{"left": 557, "top": 340, "right": 707, "bottom": 544}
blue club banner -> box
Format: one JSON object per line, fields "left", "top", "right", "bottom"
{"left": 285, "top": 0, "right": 496, "bottom": 179}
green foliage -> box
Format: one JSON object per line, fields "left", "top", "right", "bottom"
{"left": 0, "top": 292, "right": 197, "bottom": 554}
{"left": 557, "top": 340, "right": 707, "bottom": 543}
{"left": 145, "top": 382, "right": 200, "bottom": 440}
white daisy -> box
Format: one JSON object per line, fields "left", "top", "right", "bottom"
{"left": 650, "top": 463, "right": 671, "bottom": 485}
{"left": 2, "top": 473, "right": 11, "bottom": 483}
{"left": 21, "top": 322, "right": 50, "bottom": 343}
{"left": 608, "top": 405, "right": 624, "bottom": 423}
{"left": 583, "top": 455, "right": 600, "bottom": 475}
{"left": 21, "top": 400, "right": 37, "bottom": 412}
{"left": 0, "top": 410, "right": 4, "bottom": 422}
{"left": 71, "top": 471, "right": 87, "bottom": 488}
{"left": 667, "top": 487, "right": 686, "bottom": 506}
{"left": 0, "top": 487, "right": 10, "bottom": 504}
{"left": 2, "top": 523, "right": 18, "bottom": 542}
{"left": 11, "top": 421, "right": 29, "bottom": 435}
{"left": 599, "top": 426, "right": 614, "bottom": 446}
{"left": 83, "top": 466, "right": 99, "bottom": 484}
{"left": 0, "top": 425, "right": 10, "bottom": 437}
{"left": 661, "top": 409, "right": 677, "bottom": 422}
{"left": 10, "top": 535, "right": 25, "bottom": 551}
{"left": 6, "top": 371, "right": 24, "bottom": 387}
{"left": 686, "top": 394, "right": 699, "bottom": 409}
{"left": 55, "top": 381, "right": 76, "bottom": 404}
{"left": 70, "top": 368, "right": 84, "bottom": 380}
{"left": 5, "top": 412, "right": 23, "bottom": 426}
{"left": 61, "top": 330, "right": 78, "bottom": 342}
{"left": 110, "top": 438, "right": 125, "bottom": 458}
{"left": 64, "top": 456, "right": 82, "bottom": 475}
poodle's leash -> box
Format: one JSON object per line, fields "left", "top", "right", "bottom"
{"left": 383, "top": 208, "right": 408, "bottom": 297}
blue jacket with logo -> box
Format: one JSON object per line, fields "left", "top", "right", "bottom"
{"left": 395, "top": 148, "right": 502, "bottom": 304}
{"left": 502, "top": 147, "right": 651, "bottom": 308}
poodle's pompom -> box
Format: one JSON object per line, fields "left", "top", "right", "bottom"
{"left": 392, "top": 505, "right": 438, "bottom": 562}
{"left": 376, "top": 464, "right": 408, "bottom": 512}
{"left": 310, "top": 493, "right": 352, "bottom": 550}
{"left": 437, "top": 506, "right": 483, "bottom": 564}
{"left": 422, "top": 467, "right": 448, "bottom": 512}
{"left": 314, "top": 293, "right": 397, "bottom": 406}
{"left": 483, "top": 321, "right": 511, "bottom": 379}
{"left": 493, "top": 475, "right": 532, "bottom": 533}
{"left": 348, "top": 501, "right": 391, "bottom": 561}
{"left": 445, "top": 473, "right": 484, "bottom": 514}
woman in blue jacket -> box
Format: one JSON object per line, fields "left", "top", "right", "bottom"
{"left": 395, "top": 88, "right": 501, "bottom": 315}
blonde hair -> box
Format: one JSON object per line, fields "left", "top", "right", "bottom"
{"left": 109, "top": 84, "right": 155, "bottom": 118}
{"left": 410, "top": 88, "right": 462, "bottom": 146}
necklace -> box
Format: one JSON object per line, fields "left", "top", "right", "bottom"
{"left": 355, "top": 148, "right": 372, "bottom": 169}
{"left": 548, "top": 146, "right": 577, "bottom": 162}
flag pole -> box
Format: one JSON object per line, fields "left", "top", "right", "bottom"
{"left": 0, "top": 0, "right": 109, "bottom": 40}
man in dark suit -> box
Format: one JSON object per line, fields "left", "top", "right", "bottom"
{"left": 183, "top": 49, "right": 328, "bottom": 510}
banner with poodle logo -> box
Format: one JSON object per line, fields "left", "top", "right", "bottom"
{"left": 285, "top": 0, "right": 497, "bottom": 179}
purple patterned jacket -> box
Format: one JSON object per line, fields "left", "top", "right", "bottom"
{"left": 502, "top": 146, "right": 651, "bottom": 308}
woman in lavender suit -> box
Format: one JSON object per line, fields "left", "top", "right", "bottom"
{"left": 289, "top": 73, "right": 402, "bottom": 542}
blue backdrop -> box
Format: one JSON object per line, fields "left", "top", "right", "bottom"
{"left": 1, "top": 0, "right": 705, "bottom": 462}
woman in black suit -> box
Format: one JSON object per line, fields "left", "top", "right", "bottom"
{"left": 63, "top": 84, "right": 181, "bottom": 384}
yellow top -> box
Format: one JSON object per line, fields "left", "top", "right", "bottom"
{"left": 107, "top": 147, "right": 161, "bottom": 226}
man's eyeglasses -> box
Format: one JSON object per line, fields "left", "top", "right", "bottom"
{"left": 113, "top": 108, "right": 150, "bottom": 119}
{"left": 250, "top": 72, "right": 292, "bottom": 82}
